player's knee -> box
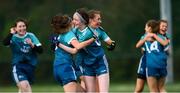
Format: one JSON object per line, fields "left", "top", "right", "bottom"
{"left": 18, "top": 81, "right": 31, "bottom": 91}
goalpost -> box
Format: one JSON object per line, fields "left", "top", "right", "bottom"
{"left": 160, "top": 0, "right": 173, "bottom": 83}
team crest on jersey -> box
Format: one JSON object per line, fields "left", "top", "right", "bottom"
{"left": 20, "top": 45, "right": 31, "bottom": 53}
{"left": 18, "top": 40, "right": 31, "bottom": 53}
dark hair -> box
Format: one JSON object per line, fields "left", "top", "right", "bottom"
{"left": 146, "top": 20, "right": 159, "bottom": 33}
{"left": 88, "top": 9, "right": 101, "bottom": 19}
{"left": 13, "top": 18, "right": 28, "bottom": 28}
{"left": 51, "top": 14, "right": 72, "bottom": 34}
{"left": 76, "top": 8, "right": 89, "bottom": 25}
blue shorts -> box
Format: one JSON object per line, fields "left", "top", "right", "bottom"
{"left": 146, "top": 66, "right": 167, "bottom": 78}
{"left": 73, "top": 62, "right": 83, "bottom": 79}
{"left": 12, "top": 63, "right": 35, "bottom": 84}
{"left": 137, "top": 55, "right": 146, "bottom": 79}
{"left": 53, "top": 63, "right": 77, "bottom": 86}
{"left": 82, "top": 55, "right": 109, "bottom": 76}
{"left": 74, "top": 54, "right": 83, "bottom": 78}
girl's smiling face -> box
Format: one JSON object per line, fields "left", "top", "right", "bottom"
{"left": 15, "top": 21, "right": 27, "bottom": 36}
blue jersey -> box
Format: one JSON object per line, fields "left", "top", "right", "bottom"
{"left": 73, "top": 26, "right": 109, "bottom": 64}
{"left": 136, "top": 34, "right": 147, "bottom": 77}
{"left": 144, "top": 34, "right": 167, "bottom": 68}
{"left": 163, "top": 33, "right": 170, "bottom": 52}
{"left": 54, "top": 30, "right": 77, "bottom": 66}
{"left": 10, "top": 32, "right": 41, "bottom": 66}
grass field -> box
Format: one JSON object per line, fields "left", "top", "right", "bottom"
{"left": 1, "top": 83, "right": 180, "bottom": 92}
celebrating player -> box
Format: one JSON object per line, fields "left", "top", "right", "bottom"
{"left": 51, "top": 14, "right": 95, "bottom": 92}
{"left": 3, "top": 18, "right": 43, "bottom": 93}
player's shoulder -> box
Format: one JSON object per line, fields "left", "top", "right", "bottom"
{"left": 27, "top": 32, "right": 35, "bottom": 35}
{"left": 98, "top": 26, "right": 104, "bottom": 30}
{"left": 157, "top": 33, "right": 166, "bottom": 40}
{"left": 64, "top": 30, "right": 76, "bottom": 39}
{"left": 140, "top": 33, "right": 146, "bottom": 39}
{"left": 97, "top": 26, "right": 105, "bottom": 31}
{"left": 71, "top": 27, "right": 78, "bottom": 33}
{"left": 165, "top": 33, "right": 170, "bottom": 39}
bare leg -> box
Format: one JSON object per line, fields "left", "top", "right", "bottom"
{"left": 134, "top": 78, "right": 145, "bottom": 93}
{"left": 84, "top": 76, "right": 96, "bottom": 92}
{"left": 77, "top": 83, "right": 86, "bottom": 92}
{"left": 95, "top": 77, "right": 99, "bottom": 92}
{"left": 97, "top": 73, "right": 109, "bottom": 93}
{"left": 80, "top": 76, "right": 86, "bottom": 91}
{"left": 17, "top": 80, "right": 32, "bottom": 93}
{"left": 18, "top": 89, "right": 21, "bottom": 93}
{"left": 158, "top": 77, "right": 166, "bottom": 93}
{"left": 63, "top": 82, "right": 78, "bottom": 93}
{"left": 147, "top": 77, "right": 158, "bottom": 93}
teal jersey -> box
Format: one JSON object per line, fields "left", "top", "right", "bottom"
{"left": 72, "top": 27, "right": 93, "bottom": 42}
{"left": 10, "top": 32, "right": 41, "bottom": 66}
{"left": 164, "top": 33, "right": 170, "bottom": 52}
{"left": 165, "top": 33, "right": 170, "bottom": 39}
{"left": 73, "top": 26, "right": 110, "bottom": 65}
{"left": 139, "top": 33, "right": 146, "bottom": 51}
{"left": 95, "top": 27, "right": 110, "bottom": 42}
{"left": 72, "top": 27, "right": 110, "bottom": 45}
{"left": 145, "top": 34, "right": 167, "bottom": 68}
{"left": 54, "top": 30, "right": 77, "bottom": 66}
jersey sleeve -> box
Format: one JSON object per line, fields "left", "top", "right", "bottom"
{"left": 66, "top": 31, "right": 77, "bottom": 45}
{"left": 165, "top": 33, "right": 171, "bottom": 39}
{"left": 97, "top": 27, "right": 110, "bottom": 42}
{"left": 140, "top": 35, "right": 145, "bottom": 40}
{"left": 29, "top": 33, "right": 42, "bottom": 46}
{"left": 139, "top": 34, "right": 146, "bottom": 49}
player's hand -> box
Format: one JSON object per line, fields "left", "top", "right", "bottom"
{"left": 144, "top": 33, "right": 153, "bottom": 40}
{"left": 10, "top": 27, "right": 17, "bottom": 34}
{"left": 25, "top": 38, "right": 34, "bottom": 47}
{"left": 107, "top": 41, "right": 116, "bottom": 51}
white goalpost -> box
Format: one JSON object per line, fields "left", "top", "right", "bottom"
{"left": 160, "top": 0, "right": 174, "bottom": 83}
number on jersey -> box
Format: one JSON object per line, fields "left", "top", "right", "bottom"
{"left": 145, "top": 41, "right": 159, "bottom": 53}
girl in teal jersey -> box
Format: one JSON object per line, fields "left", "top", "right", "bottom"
{"left": 71, "top": 8, "right": 90, "bottom": 91}
{"left": 51, "top": 14, "right": 95, "bottom": 92}
{"left": 3, "top": 18, "right": 43, "bottom": 93}
{"left": 157, "top": 19, "right": 170, "bottom": 93}
{"left": 136, "top": 20, "right": 169, "bottom": 92}
{"left": 56, "top": 9, "right": 115, "bottom": 92}
{"left": 86, "top": 9, "right": 115, "bottom": 92}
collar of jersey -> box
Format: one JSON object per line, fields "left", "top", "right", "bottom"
{"left": 14, "top": 32, "right": 28, "bottom": 38}
{"left": 79, "top": 27, "right": 88, "bottom": 32}
{"left": 88, "top": 26, "right": 97, "bottom": 31}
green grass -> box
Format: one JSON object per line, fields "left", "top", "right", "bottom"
{"left": 0, "top": 83, "right": 180, "bottom": 92}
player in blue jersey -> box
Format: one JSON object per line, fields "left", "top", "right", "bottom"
{"left": 3, "top": 18, "right": 43, "bottom": 93}
{"left": 79, "top": 9, "right": 115, "bottom": 92}
{"left": 135, "top": 19, "right": 170, "bottom": 93}
{"left": 71, "top": 8, "right": 91, "bottom": 91}
{"left": 134, "top": 23, "right": 150, "bottom": 93}
{"left": 136, "top": 20, "right": 169, "bottom": 92}
{"left": 53, "top": 9, "right": 115, "bottom": 92}
{"left": 51, "top": 14, "right": 95, "bottom": 92}
{"left": 157, "top": 19, "right": 170, "bottom": 92}
{"left": 158, "top": 20, "right": 170, "bottom": 53}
